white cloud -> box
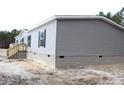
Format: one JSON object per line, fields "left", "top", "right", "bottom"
{"left": 0, "top": 0, "right": 123, "bottom": 30}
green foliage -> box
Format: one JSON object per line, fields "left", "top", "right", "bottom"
{"left": 112, "top": 12, "right": 123, "bottom": 24}
{"left": 0, "top": 29, "right": 21, "bottom": 40}
{"left": 106, "top": 12, "right": 112, "bottom": 19}
{"left": 98, "top": 7, "right": 124, "bottom": 26}
{"left": 98, "top": 11, "right": 105, "bottom": 16}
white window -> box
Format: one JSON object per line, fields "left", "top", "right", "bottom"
{"left": 38, "top": 29, "right": 46, "bottom": 48}
{"left": 20, "top": 38, "right": 24, "bottom": 44}
{"left": 22, "top": 38, "right": 24, "bottom": 44}
{"left": 27, "top": 35, "right": 31, "bottom": 47}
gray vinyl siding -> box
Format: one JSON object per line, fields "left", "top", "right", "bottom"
{"left": 56, "top": 19, "right": 124, "bottom": 56}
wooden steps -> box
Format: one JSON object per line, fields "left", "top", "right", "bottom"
{"left": 7, "top": 44, "right": 27, "bottom": 59}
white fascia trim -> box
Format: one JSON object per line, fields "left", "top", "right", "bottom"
{"left": 15, "top": 30, "right": 24, "bottom": 39}
{"left": 28, "top": 16, "right": 56, "bottom": 32}
{"left": 28, "top": 15, "right": 124, "bottom": 33}
{"left": 15, "top": 30, "right": 28, "bottom": 39}
{"left": 100, "top": 16, "right": 124, "bottom": 30}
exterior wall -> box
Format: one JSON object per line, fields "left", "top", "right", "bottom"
{"left": 15, "top": 31, "right": 27, "bottom": 44}
{"left": 56, "top": 19, "right": 124, "bottom": 56}
{"left": 27, "top": 20, "right": 57, "bottom": 68}
{"left": 56, "top": 19, "right": 124, "bottom": 68}
{"left": 27, "top": 52, "right": 55, "bottom": 69}
{"left": 27, "top": 20, "right": 57, "bottom": 55}
{"left": 15, "top": 18, "right": 124, "bottom": 69}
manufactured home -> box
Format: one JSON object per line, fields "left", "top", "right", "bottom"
{"left": 10, "top": 15, "right": 124, "bottom": 69}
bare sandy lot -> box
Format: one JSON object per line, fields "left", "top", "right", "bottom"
{"left": 0, "top": 49, "right": 7, "bottom": 57}
{"left": 0, "top": 56, "right": 123, "bottom": 85}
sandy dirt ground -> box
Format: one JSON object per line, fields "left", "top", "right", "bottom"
{"left": 0, "top": 56, "right": 123, "bottom": 85}
{"left": 0, "top": 49, "right": 7, "bottom": 57}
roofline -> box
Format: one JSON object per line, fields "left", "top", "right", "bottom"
{"left": 15, "top": 30, "right": 27, "bottom": 39}
{"left": 27, "top": 15, "right": 124, "bottom": 33}
{"left": 15, "top": 30, "right": 23, "bottom": 38}
{"left": 99, "top": 16, "right": 124, "bottom": 31}
{"left": 28, "top": 16, "right": 56, "bottom": 32}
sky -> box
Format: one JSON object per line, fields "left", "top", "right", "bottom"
{"left": 0, "top": 0, "right": 123, "bottom": 31}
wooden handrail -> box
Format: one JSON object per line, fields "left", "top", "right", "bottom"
{"left": 7, "top": 44, "right": 27, "bottom": 58}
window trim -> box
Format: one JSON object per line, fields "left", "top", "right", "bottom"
{"left": 38, "top": 29, "right": 46, "bottom": 48}
{"left": 27, "top": 35, "right": 31, "bottom": 47}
